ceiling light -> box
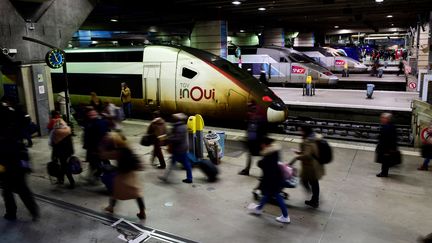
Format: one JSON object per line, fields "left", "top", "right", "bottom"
{"left": 334, "top": 25, "right": 339, "bottom": 28}
{"left": 110, "top": 19, "right": 118, "bottom": 22}
{"left": 391, "top": 23, "right": 394, "bottom": 26}
{"left": 232, "top": 1, "right": 241, "bottom": 5}
{"left": 240, "top": 29, "right": 245, "bottom": 32}
{"left": 258, "top": 33, "right": 262, "bottom": 36}
{"left": 258, "top": 7, "right": 266, "bottom": 11}
{"left": 375, "top": 0, "right": 383, "bottom": 2}
{"left": 386, "top": 15, "right": 393, "bottom": 18}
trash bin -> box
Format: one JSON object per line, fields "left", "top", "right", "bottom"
{"left": 204, "top": 131, "right": 221, "bottom": 164}
{"left": 366, "top": 84, "right": 375, "bottom": 99}
{"left": 378, "top": 68, "right": 383, "bottom": 78}
{"left": 216, "top": 131, "right": 226, "bottom": 158}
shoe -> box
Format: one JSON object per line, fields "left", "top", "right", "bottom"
{"left": 137, "top": 211, "right": 146, "bottom": 220}
{"left": 305, "top": 200, "right": 319, "bottom": 208}
{"left": 247, "top": 203, "right": 262, "bottom": 215}
{"left": 238, "top": 169, "right": 249, "bottom": 176}
{"left": 417, "top": 166, "right": 428, "bottom": 171}
{"left": 157, "top": 166, "right": 166, "bottom": 169}
{"left": 376, "top": 173, "right": 388, "bottom": 177}
{"left": 182, "top": 179, "right": 192, "bottom": 184}
{"left": 3, "top": 214, "right": 16, "bottom": 221}
{"left": 104, "top": 206, "right": 114, "bottom": 214}
{"left": 276, "top": 215, "right": 291, "bottom": 224}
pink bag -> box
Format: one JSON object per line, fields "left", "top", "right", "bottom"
{"left": 278, "top": 162, "right": 293, "bottom": 180}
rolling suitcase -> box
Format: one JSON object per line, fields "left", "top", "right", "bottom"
{"left": 199, "top": 159, "right": 219, "bottom": 182}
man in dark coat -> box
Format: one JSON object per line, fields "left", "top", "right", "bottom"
{"left": 0, "top": 96, "right": 39, "bottom": 221}
{"left": 376, "top": 113, "right": 399, "bottom": 177}
{"left": 248, "top": 137, "right": 290, "bottom": 224}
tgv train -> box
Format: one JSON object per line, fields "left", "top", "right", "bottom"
{"left": 295, "top": 47, "right": 368, "bottom": 72}
{"left": 51, "top": 45, "right": 287, "bottom": 123}
{"left": 227, "top": 46, "right": 338, "bottom": 86}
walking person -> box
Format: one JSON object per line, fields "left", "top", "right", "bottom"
{"left": 120, "top": 82, "right": 132, "bottom": 119}
{"left": 375, "top": 113, "right": 399, "bottom": 177}
{"left": 418, "top": 124, "right": 432, "bottom": 171}
{"left": 239, "top": 100, "right": 267, "bottom": 176}
{"left": 47, "top": 110, "right": 62, "bottom": 132}
{"left": 49, "top": 118, "right": 75, "bottom": 189}
{"left": 101, "top": 132, "right": 146, "bottom": 220}
{"left": 90, "top": 92, "right": 103, "bottom": 113}
{"left": 0, "top": 96, "right": 39, "bottom": 221}
{"left": 159, "top": 113, "right": 193, "bottom": 183}
{"left": 147, "top": 111, "right": 167, "bottom": 169}
{"left": 292, "top": 126, "right": 324, "bottom": 208}
{"left": 248, "top": 137, "right": 290, "bottom": 224}
{"left": 102, "top": 100, "right": 122, "bottom": 131}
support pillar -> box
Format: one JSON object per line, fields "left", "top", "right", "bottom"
{"left": 294, "top": 33, "right": 315, "bottom": 47}
{"left": 261, "top": 28, "right": 285, "bottom": 47}
{"left": 191, "top": 21, "right": 228, "bottom": 58}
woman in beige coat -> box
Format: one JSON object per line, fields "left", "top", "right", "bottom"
{"left": 293, "top": 126, "right": 324, "bottom": 208}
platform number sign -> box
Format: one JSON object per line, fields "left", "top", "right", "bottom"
{"left": 421, "top": 127, "right": 431, "bottom": 143}
{"left": 45, "top": 49, "right": 65, "bottom": 69}
{"left": 408, "top": 82, "right": 417, "bottom": 89}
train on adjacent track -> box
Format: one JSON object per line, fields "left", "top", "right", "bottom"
{"left": 51, "top": 45, "right": 288, "bottom": 123}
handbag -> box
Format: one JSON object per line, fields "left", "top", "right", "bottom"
{"left": 67, "top": 156, "right": 83, "bottom": 175}
{"left": 140, "top": 134, "right": 154, "bottom": 146}
{"left": 388, "top": 150, "right": 402, "bottom": 167}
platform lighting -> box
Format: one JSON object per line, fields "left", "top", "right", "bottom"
{"left": 391, "top": 23, "right": 394, "bottom": 26}
{"left": 386, "top": 15, "right": 393, "bottom": 18}
{"left": 334, "top": 25, "right": 339, "bottom": 28}
{"left": 232, "top": 1, "right": 241, "bottom": 5}
{"left": 375, "top": 0, "right": 384, "bottom": 3}
{"left": 258, "top": 7, "right": 266, "bottom": 11}
{"left": 258, "top": 33, "right": 262, "bottom": 36}
{"left": 240, "top": 29, "right": 245, "bottom": 32}
{"left": 110, "top": 19, "right": 118, "bottom": 22}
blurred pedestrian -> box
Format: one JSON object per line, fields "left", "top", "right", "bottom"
{"left": 49, "top": 118, "right": 75, "bottom": 189}
{"left": 159, "top": 113, "right": 193, "bottom": 183}
{"left": 397, "top": 60, "right": 404, "bottom": 76}
{"left": 248, "top": 137, "right": 290, "bottom": 224}
{"left": 147, "top": 111, "right": 167, "bottom": 169}
{"left": 239, "top": 100, "right": 267, "bottom": 176}
{"left": 102, "top": 100, "right": 122, "bottom": 131}
{"left": 375, "top": 113, "right": 399, "bottom": 177}
{"left": 101, "top": 132, "right": 146, "bottom": 220}
{"left": 47, "top": 110, "right": 62, "bottom": 132}
{"left": 83, "top": 108, "right": 110, "bottom": 182}
{"left": 418, "top": 124, "right": 432, "bottom": 171}
{"left": 0, "top": 96, "right": 39, "bottom": 221}
{"left": 120, "top": 82, "right": 132, "bottom": 119}
{"left": 90, "top": 92, "right": 103, "bottom": 113}
{"left": 292, "top": 126, "right": 324, "bottom": 208}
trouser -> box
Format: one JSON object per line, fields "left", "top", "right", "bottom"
{"left": 151, "top": 142, "right": 165, "bottom": 168}
{"left": 258, "top": 192, "right": 288, "bottom": 217}
{"left": 2, "top": 174, "right": 39, "bottom": 218}
{"left": 109, "top": 197, "right": 145, "bottom": 210}
{"left": 57, "top": 156, "right": 75, "bottom": 186}
{"left": 302, "top": 179, "right": 320, "bottom": 203}
{"left": 163, "top": 152, "right": 192, "bottom": 181}
{"left": 244, "top": 154, "right": 253, "bottom": 171}
{"left": 122, "top": 102, "right": 132, "bottom": 118}
{"left": 423, "top": 158, "right": 431, "bottom": 167}
{"left": 380, "top": 163, "right": 390, "bottom": 176}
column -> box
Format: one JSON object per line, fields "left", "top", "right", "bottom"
{"left": 191, "top": 21, "right": 228, "bottom": 58}
{"left": 294, "top": 33, "right": 315, "bottom": 47}
{"left": 262, "top": 28, "right": 285, "bottom": 47}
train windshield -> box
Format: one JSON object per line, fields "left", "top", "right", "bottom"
{"left": 288, "top": 53, "right": 316, "bottom": 63}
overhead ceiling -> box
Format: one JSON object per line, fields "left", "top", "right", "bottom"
{"left": 82, "top": 0, "right": 431, "bottom": 34}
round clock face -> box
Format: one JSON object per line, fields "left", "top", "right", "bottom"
{"left": 45, "top": 49, "right": 65, "bottom": 69}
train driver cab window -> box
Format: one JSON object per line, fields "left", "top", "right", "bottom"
{"left": 182, "top": 67, "right": 197, "bottom": 79}
{"left": 279, "top": 57, "right": 288, "bottom": 63}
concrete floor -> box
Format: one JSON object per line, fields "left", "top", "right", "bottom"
{"left": 1, "top": 121, "right": 431, "bottom": 243}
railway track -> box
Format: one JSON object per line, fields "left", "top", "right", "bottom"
{"left": 281, "top": 116, "right": 413, "bottom": 146}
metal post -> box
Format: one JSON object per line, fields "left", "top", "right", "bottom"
{"left": 62, "top": 60, "right": 70, "bottom": 123}
{"left": 302, "top": 83, "right": 305, "bottom": 96}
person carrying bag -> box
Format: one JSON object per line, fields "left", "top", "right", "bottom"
{"left": 100, "top": 132, "right": 146, "bottom": 220}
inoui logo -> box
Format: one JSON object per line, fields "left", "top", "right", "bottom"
{"left": 335, "top": 60, "right": 346, "bottom": 65}
{"left": 179, "top": 83, "right": 215, "bottom": 101}
{"left": 291, "top": 66, "right": 306, "bottom": 74}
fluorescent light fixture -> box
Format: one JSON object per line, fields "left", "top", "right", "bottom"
{"left": 258, "top": 33, "right": 262, "bottom": 36}
{"left": 386, "top": 15, "right": 393, "bottom": 18}
{"left": 375, "top": 0, "right": 383, "bottom": 2}
{"left": 258, "top": 7, "right": 266, "bottom": 11}
{"left": 240, "top": 29, "right": 245, "bottom": 32}
{"left": 232, "top": 1, "right": 241, "bottom": 5}
{"left": 334, "top": 25, "right": 339, "bottom": 28}
{"left": 110, "top": 19, "right": 118, "bottom": 22}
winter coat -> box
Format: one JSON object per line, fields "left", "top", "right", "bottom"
{"left": 83, "top": 118, "right": 109, "bottom": 153}
{"left": 168, "top": 121, "right": 188, "bottom": 154}
{"left": 147, "top": 117, "right": 167, "bottom": 141}
{"left": 52, "top": 135, "right": 74, "bottom": 160}
{"left": 121, "top": 87, "right": 132, "bottom": 103}
{"left": 257, "top": 143, "right": 284, "bottom": 195}
{"left": 296, "top": 134, "right": 325, "bottom": 181}
{"left": 375, "top": 123, "right": 398, "bottom": 164}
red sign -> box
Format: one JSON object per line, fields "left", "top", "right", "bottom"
{"left": 291, "top": 66, "right": 306, "bottom": 74}
{"left": 409, "top": 82, "right": 417, "bottom": 89}
{"left": 421, "top": 127, "right": 431, "bottom": 143}
{"left": 335, "top": 60, "right": 345, "bottom": 66}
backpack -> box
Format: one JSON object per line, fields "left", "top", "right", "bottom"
{"left": 68, "top": 156, "right": 83, "bottom": 174}
{"left": 315, "top": 140, "right": 333, "bottom": 164}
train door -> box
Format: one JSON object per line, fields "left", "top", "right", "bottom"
{"left": 278, "top": 56, "right": 290, "bottom": 84}
{"left": 143, "top": 63, "right": 161, "bottom": 107}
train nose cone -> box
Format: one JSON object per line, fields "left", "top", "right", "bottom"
{"left": 267, "top": 102, "right": 287, "bottom": 123}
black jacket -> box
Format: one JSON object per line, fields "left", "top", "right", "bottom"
{"left": 376, "top": 123, "right": 398, "bottom": 163}
{"left": 257, "top": 143, "right": 284, "bottom": 195}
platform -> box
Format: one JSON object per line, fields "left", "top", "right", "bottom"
{"left": 1, "top": 121, "right": 430, "bottom": 243}
{"left": 336, "top": 73, "right": 406, "bottom": 83}
{"left": 271, "top": 88, "right": 417, "bottom": 112}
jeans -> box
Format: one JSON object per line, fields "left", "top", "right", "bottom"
{"left": 302, "top": 179, "right": 320, "bottom": 203}
{"left": 164, "top": 152, "right": 192, "bottom": 181}
{"left": 122, "top": 102, "right": 132, "bottom": 118}
{"left": 423, "top": 158, "right": 431, "bottom": 167}
{"left": 2, "top": 174, "right": 39, "bottom": 218}
{"left": 258, "top": 192, "right": 288, "bottom": 217}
